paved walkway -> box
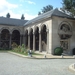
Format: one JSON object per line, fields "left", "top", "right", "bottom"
{"left": 0, "top": 52, "right": 75, "bottom": 75}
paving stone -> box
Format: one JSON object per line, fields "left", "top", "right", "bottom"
{"left": 0, "top": 52, "right": 75, "bottom": 75}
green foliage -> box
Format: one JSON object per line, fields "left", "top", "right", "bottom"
{"left": 12, "top": 42, "right": 18, "bottom": 49}
{"left": 38, "top": 5, "right": 53, "bottom": 15}
{"left": 38, "top": 12, "right": 41, "bottom": 15}
{"left": 6, "top": 13, "right": 10, "bottom": 18}
{"left": 54, "top": 47, "right": 63, "bottom": 55}
{"left": 12, "top": 44, "right": 28, "bottom": 54}
{"left": 21, "top": 14, "right": 25, "bottom": 20}
{"left": 61, "top": 0, "right": 75, "bottom": 17}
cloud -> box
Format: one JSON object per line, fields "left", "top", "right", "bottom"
{"left": 0, "top": 9, "right": 37, "bottom": 20}
{"left": 24, "top": 13, "right": 37, "bottom": 20}
{"left": 19, "top": 0, "right": 25, "bottom": 2}
{"left": 0, "top": 0, "right": 37, "bottom": 20}
{"left": 0, "top": 0, "right": 18, "bottom": 13}
{"left": 27, "top": 1, "right": 36, "bottom": 5}
{"left": 20, "top": 0, "right": 36, "bottom": 5}
{"left": 10, "top": 12, "right": 37, "bottom": 20}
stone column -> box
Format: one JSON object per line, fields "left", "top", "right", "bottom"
{"left": 28, "top": 34, "right": 30, "bottom": 49}
{"left": 33, "top": 32, "right": 35, "bottom": 51}
{"left": 46, "top": 29, "right": 49, "bottom": 53}
{"left": 39, "top": 31, "right": 42, "bottom": 52}
{"left": 9, "top": 34, "right": 12, "bottom": 49}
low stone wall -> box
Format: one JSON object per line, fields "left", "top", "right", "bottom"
{"left": 69, "top": 63, "right": 75, "bottom": 72}
{"left": 72, "top": 64, "right": 75, "bottom": 69}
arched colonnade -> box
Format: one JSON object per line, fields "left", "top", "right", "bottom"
{"left": 0, "top": 27, "right": 22, "bottom": 49}
{"left": 24, "top": 24, "right": 49, "bottom": 52}
{"left": 0, "top": 24, "right": 49, "bottom": 52}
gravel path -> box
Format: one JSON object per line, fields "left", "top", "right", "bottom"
{"left": 0, "top": 52, "right": 75, "bottom": 75}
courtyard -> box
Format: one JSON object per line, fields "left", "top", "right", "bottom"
{"left": 0, "top": 52, "right": 75, "bottom": 75}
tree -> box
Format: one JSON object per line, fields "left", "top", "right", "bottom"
{"left": 61, "top": 0, "right": 75, "bottom": 17}
{"left": 38, "top": 12, "right": 41, "bottom": 15}
{"left": 38, "top": 5, "right": 53, "bottom": 15}
{"left": 6, "top": 13, "right": 10, "bottom": 18}
{"left": 21, "top": 14, "right": 25, "bottom": 20}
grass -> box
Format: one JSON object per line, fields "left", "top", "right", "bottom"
{"left": 10, "top": 50, "right": 43, "bottom": 56}
{"left": 0, "top": 49, "right": 43, "bottom": 56}
{"left": 11, "top": 50, "right": 28, "bottom": 56}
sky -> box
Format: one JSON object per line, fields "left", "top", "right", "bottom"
{"left": 0, "top": 0, "right": 62, "bottom": 20}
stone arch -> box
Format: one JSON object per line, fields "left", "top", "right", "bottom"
{"left": 0, "top": 29, "right": 10, "bottom": 49}
{"left": 25, "top": 29, "right": 28, "bottom": 35}
{"left": 0, "top": 27, "right": 11, "bottom": 34}
{"left": 27, "top": 27, "right": 33, "bottom": 35}
{"left": 11, "top": 28, "right": 21, "bottom": 35}
{"left": 33, "top": 25, "right": 39, "bottom": 32}
{"left": 12, "top": 30, "right": 20, "bottom": 45}
{"left": 58, "top": 21, "right": 72, "bottom": 32}
{"left": 58, "top": 21, "right": 72, "bottom": 39}
{"left": 41, "top": 24, "right": 47, "bottom": 51}
{"left": 39, "top": 23, "right": 48, "bottom": 32}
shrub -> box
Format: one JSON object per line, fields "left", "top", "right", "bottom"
{"left": 12, "top": 42, "right": 18, "bottom": 49}
{"left": 54, "top": 47, "right": 63, "bottom": 55}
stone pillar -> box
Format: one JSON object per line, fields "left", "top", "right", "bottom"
{"left": 28, "top": 35, "right": 30, "bottom": 49}
{"left": 46, "top": 29, "right": 49, "bottom": 53}
{"left": 9, "top": 34, "right": 12, "bottom": 49}
{"left": 39, "top": 31, "right": 42, "bottom": 52}
{"left": 33, "top": 32, "right": 35, "bottom": 51}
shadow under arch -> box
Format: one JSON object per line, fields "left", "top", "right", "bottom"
{"left": 25, "top": 29, "right": 28, "bottom": 47}
{"left": 12, "top": 30, "right": 20, "bottom": 45}
{"left": 35, "top": 26, "right": 39, "bottom": 50}
{"left": 30, "top": 28, "right": 33, "bottom": 50}
{"left": 0, "top": 29, "right": 10, "bottom": 49}
{"left": 41, "top": 24, "right": 47, "bottom": 51}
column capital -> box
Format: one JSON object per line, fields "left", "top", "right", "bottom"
{"left": 33, "top": 32, "right": 35, "bottom": 35}
{"left": 46, "top": 29, "right": 49, "bottom": 33}
{"left": 39, "top": 31, "right": 41, "bottom": 34}
{"left": 28, "top": 34, "right": 30, "bottom": 36}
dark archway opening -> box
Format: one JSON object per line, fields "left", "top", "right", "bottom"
{"left": 0, "top": 29, "right": 10, "bottom": 49}
{"left": 12, "top": 30, "right": 20, "bottom": 45}
{"left": 30, "top": 29, "right": 33, "bottom": 50}
{"left": 35, "top": 27, "right": 39, "bottom": 50}
{"left": 41, "top": 25, "right": 47, "bottom": 51}
{"left": 73, "top": 48, "right": 75, "bottom": 55}
{"left": 25, "top": 30, "right": 28, "bottom": 47}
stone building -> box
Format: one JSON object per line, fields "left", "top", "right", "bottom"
{"left": 0, "top": 8, "right": 75, "bottom": 55}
